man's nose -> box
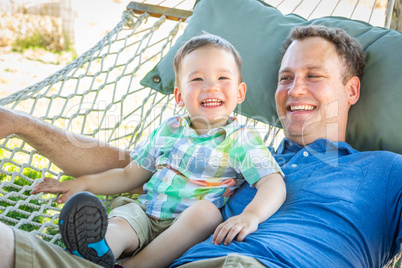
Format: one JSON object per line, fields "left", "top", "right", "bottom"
{"left": 288, "top": 76, "right": 308, "bottom": 97}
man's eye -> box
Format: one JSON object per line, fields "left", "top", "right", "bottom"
{"left": 308, "top": 74, "right": 321, "bottom": 79}
{"left": 279, "top": 76, "right": 292, "bottom": 82}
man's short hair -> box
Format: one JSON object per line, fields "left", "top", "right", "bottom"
{"left": 280, "top": 25, "right": 366, "bottom": 84}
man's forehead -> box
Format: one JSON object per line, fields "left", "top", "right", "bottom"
{"left": 286, "top": 37, "right": 335, "bottom": 55}
{"left": 279, "top": 64, "right": 329, "bottom": 74}
{"left": 280, "top": 38, "right": 339, "bottom": 70}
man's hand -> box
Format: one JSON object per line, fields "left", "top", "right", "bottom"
{"left": 212, "top": 211, "right": 259, "bottom": 246}
{"left": 31, "top": 177, "right": 86, "bottom": 204}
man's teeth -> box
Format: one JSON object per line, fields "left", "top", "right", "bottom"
{"left": 202, "top": 99, "right": 222, "bottom": 106}
{"left": 290, "top": 105, "right": 315, "bottom": 111}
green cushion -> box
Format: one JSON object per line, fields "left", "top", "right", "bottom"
{"left": 140, "top": 0, "right": 402, "bottom": 154}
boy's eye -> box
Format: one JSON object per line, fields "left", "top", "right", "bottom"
{"left": 218, "top": 77, "right": 229, "bottom": 80}
{"left": 192, "top": 78, "right": 203, "bottom": 81}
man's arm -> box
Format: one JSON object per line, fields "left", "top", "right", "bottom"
{"left": 0, "top": 106, "right": 131, "bottom": 177}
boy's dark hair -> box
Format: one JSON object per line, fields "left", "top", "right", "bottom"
{"left": 174, "top": 33, "right": 242, "bottom": 86}
{"left": 280, "top": 25, "right": 366, "bottom": 83}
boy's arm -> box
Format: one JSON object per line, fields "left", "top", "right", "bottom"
{"left": 212, "top": 172, "right": 286, "bottom": 245}
{"left": 32, "top": 161, "right": 153, "bottom": 203}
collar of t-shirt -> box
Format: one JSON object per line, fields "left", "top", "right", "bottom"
{"left": 273, "top": 138, "right": 358, "bottom": 168}
{"left": 173, "top": 114, "right": 240, "bottom": 137}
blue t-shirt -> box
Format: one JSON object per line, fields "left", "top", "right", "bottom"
{"left": 172, "top": 139, "right": 402, "bottom": 268}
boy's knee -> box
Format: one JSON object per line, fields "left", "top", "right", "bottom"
{"left": 193, "top": 200, "right": 222, "bottom": 224}
{"left": 107, "top": 216, "right": 141, "bottom": 256}
{"left": 109, "top": 216, "right": 132, "bottom": 230}
{"left": 108, "top": 216, "right": 138, "bottom": 239}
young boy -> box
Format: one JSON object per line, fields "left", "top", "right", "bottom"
{"left": 32, "top": 33, "right": 286, "bottom": 268}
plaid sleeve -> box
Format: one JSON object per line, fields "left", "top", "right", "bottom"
{"left": 229, "top": 126, "right": 283, "bottom": 186}
{"left": 129, "top": 116, "right": 181, "bottom": 172}
{"left": 129, "top": 128, "right": 159, "bottom": 172}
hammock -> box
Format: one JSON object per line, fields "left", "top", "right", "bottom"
{"left": 0, "top": 0, "right": 400, "bottom": 266}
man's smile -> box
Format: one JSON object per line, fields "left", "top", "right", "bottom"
{"left": 287, "top": 104, "right": 316, "bottom": 112}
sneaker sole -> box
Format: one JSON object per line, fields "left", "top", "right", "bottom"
{"left": 59, "top": 191, "right": 115, "bottom": 268}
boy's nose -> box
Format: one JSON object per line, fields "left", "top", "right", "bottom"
{"left": 203, "top": 80, "right": 219, "bottom": 92}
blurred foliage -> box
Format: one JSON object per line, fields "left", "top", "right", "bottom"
{"left": 0, "top": 12, "right": 73, "bottom": 53}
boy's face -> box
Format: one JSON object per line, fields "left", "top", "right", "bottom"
{"left": 174, "top": 46, "right": 246, "bottom": 133}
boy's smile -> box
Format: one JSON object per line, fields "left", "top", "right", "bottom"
{"left": 201, "top": 98, "right": 223, "bottom": 107}
{"left": 174, "top": 46, "right": 246, "bottom": 135}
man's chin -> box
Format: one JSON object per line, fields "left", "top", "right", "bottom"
{"left": 285, "top": 128, "right": 317, "bottom": 145}
{"left": 284, "top": 124, "right": 305, "bottom": 137}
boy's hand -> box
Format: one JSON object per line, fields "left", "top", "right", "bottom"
{"left": 31, "top": 177, "right": 85, "bottom": 204}
{"left": 212, "top": 211, "right": 259, "bottom": 246}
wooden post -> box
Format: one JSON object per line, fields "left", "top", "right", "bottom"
{"left": 386, "top": 0, "right": 402, "bottom": 31}
{"left": 60, "top": 0, "right": 75, "bottom": 50}
{"left": 126, "top": 2, "right": 192, "bottom": 21}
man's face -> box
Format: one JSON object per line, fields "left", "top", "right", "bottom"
{"left": 275, "top": 37, "right": 359, "bottom": 146}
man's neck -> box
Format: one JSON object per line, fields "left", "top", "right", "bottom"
{"left": 287, "top": 137, "right": 344, "bottom": 148}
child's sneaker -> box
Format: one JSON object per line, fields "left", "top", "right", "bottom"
{"left": 59, "top": 191, "right": 115, "bottom": 268}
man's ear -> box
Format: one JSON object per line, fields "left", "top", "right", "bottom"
{"left": 346, "top": 76, "right": 360, "bottom": 106}
{"left": 174, "top": 87, "right": 185, "bottom": 107}
{"left": 237, "top": 82, "right": 247, "bottom": 104}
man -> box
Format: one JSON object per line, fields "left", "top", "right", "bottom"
{"left": 1, "top": 25, "right": 401, "bottom": 268}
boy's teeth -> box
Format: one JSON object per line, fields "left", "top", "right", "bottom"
{"left": 202, "top": 99, "right": 222, "bottom": 106}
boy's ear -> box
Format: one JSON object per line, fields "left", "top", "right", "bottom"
{"left": 346, "top": 76, "right": 360, "bottom": 106}
{"left": 237, "top": 82, "right": 247, "bottom": 104}
{"left": 174, "top": 87, "right": 185, "bottom": 107}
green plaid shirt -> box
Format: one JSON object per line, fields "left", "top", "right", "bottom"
{"left": 131, "top": 115, "right": 282, "bottom": 219}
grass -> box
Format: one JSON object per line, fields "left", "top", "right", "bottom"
{"left": 0, "top": 147, "right": 117, "bottom": 246}
{"left": 3, "top": 12, "right": 74, "bottom": 54}
{"left": 11, "top": 31, "right": 77, "bottom": 63}
{"left": 12, "top": 31, "right": 46, "bottom": 52}
{"left": 5, "top": 12, "right": 77, "bottom": 61}
{"left": 0, "top": 150, "right": 68, "bottom": 245}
